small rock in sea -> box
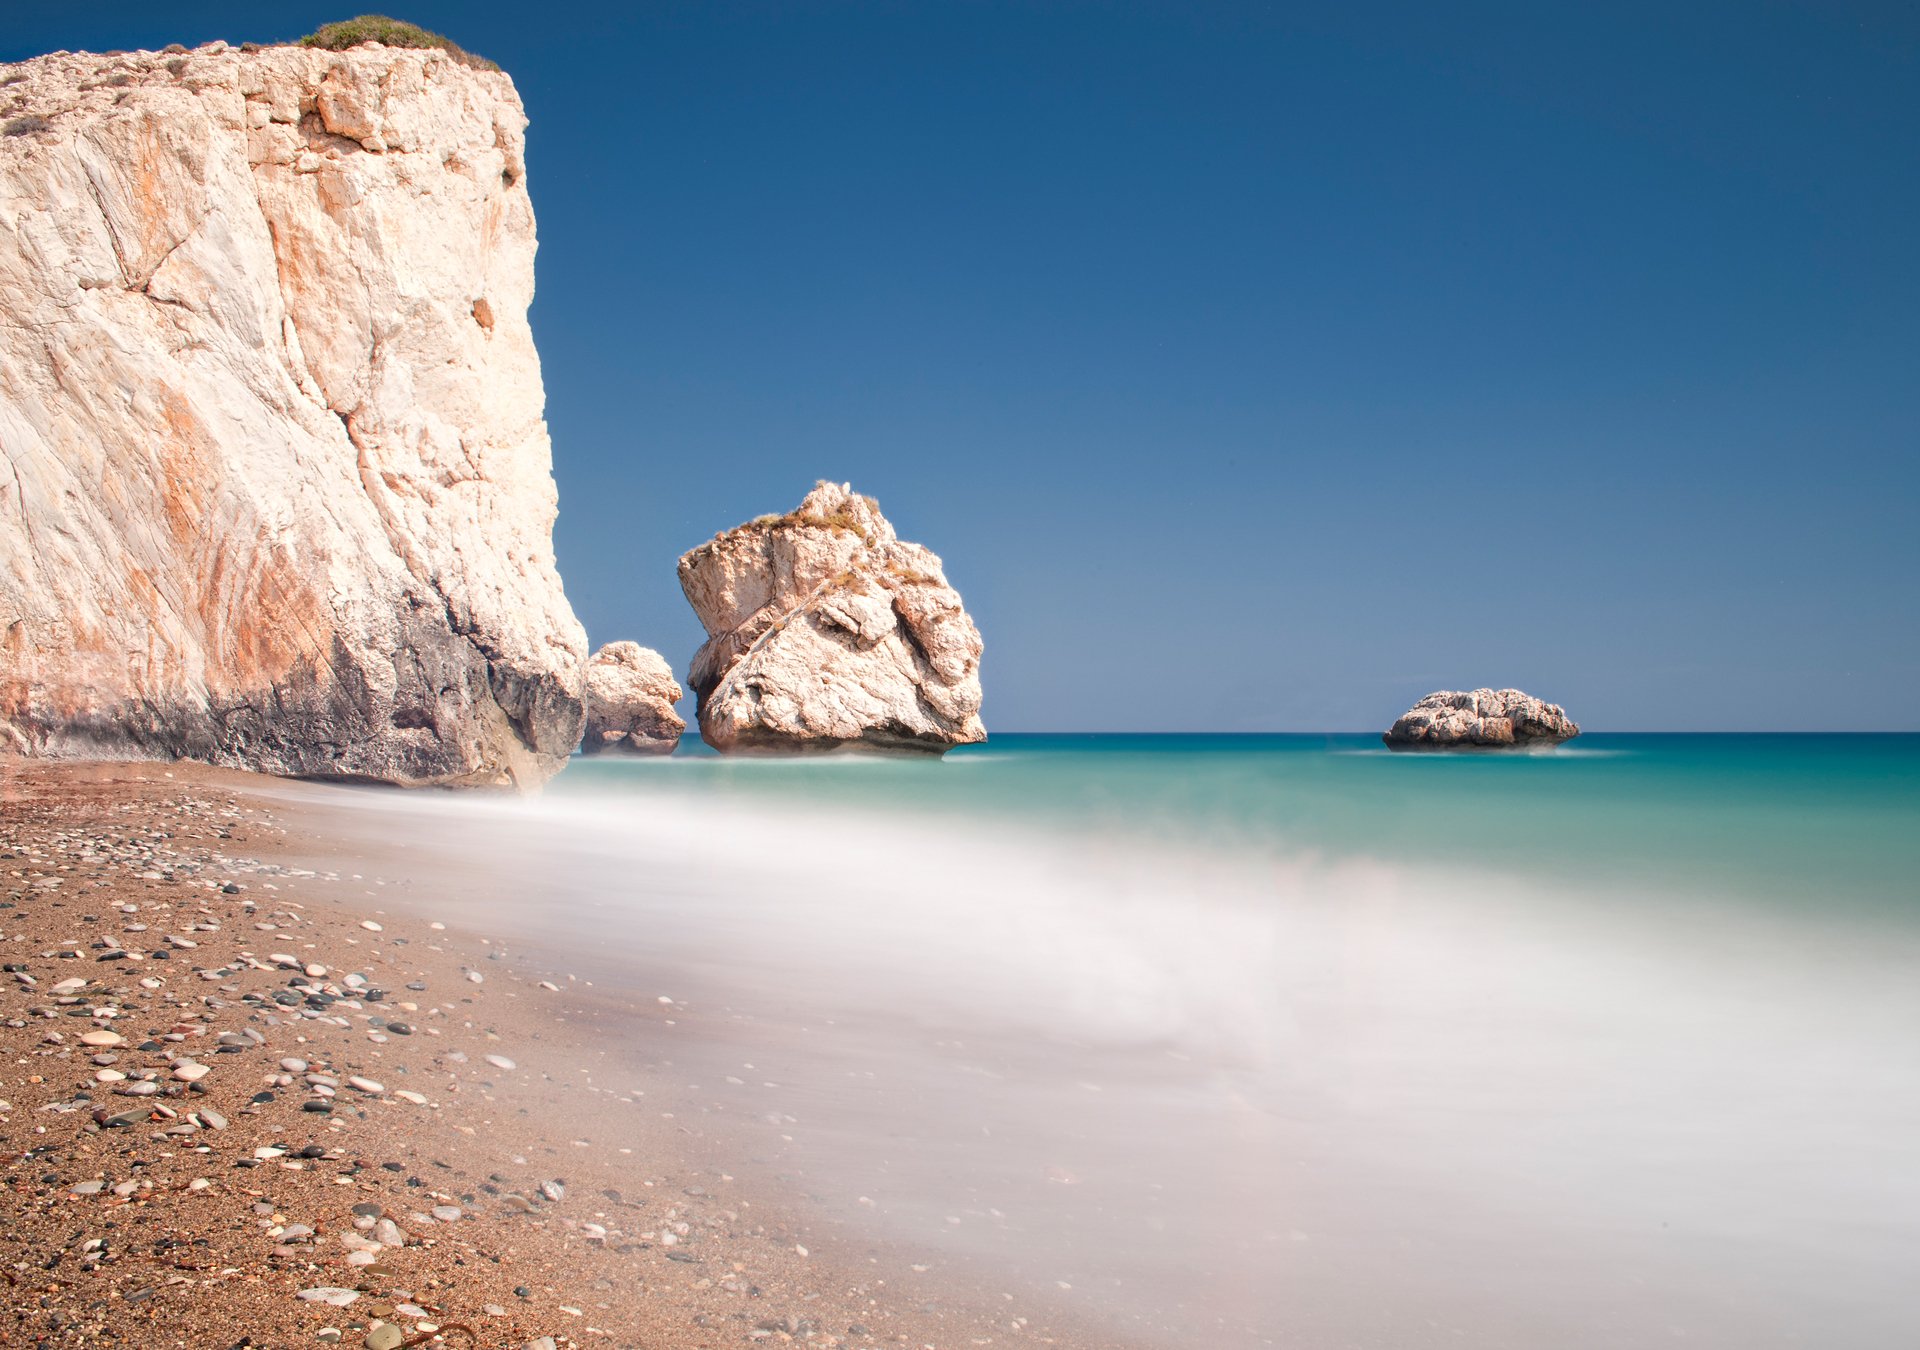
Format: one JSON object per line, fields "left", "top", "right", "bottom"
{"left": 466, "top": 970, "right": 484, "bottom": 984}
{"left": 394, "top": 1089, "right": 428, "bottom": 1105}
{"left": 484, "top": 1054, "right": 516, "bottom": 1071}
{"left": 361, "top": 920, "right": 383, "bottom": 932}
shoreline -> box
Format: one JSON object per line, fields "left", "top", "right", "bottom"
{"left": 0, "top": 758, "right": 1112, "bottom": 1349}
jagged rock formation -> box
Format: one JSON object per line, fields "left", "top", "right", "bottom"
{"left": 1383, "top": 689, "right": 1580, "bottom": 750}
{"left": 678, "top": 482, "right": 985, "bottom": 753}
{"left": 0, "top": 41, "right": 586, "bottom": 785}
{"left": 581, "top": 642, "right": 684, "bottom": 755}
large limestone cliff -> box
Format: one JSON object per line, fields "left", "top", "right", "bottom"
{"left": 0, "top": 41, "right": 587, "bottom": 785}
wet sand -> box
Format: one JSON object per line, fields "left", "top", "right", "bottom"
{"left": 0, "top": 759, "right": 1114, "bottom": 1349}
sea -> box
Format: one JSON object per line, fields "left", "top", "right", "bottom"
{"left": 321, "top": 733, "right": 1920, "bottom": 1348}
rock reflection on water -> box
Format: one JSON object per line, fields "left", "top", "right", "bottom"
{"left": 277, "top": 775, "right": 1920, "bottom": 1350}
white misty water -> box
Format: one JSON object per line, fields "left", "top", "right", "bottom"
{"left": 273, "top": 750, "right": 1920, "bottom": 1350}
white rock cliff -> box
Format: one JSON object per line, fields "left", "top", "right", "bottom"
{"left": 679, "top": 482, "right": 985, "bottom": 754}
{"left": 0, "top": 42, "right": 587, "bottom": 785}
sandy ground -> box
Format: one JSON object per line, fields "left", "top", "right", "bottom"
{"left": 0, "top": 759, "right": 1116, "bottom": 1350}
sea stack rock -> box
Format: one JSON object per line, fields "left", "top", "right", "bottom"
{"left": 1383, "top": 689, "right": 1580, "bottom": 750}
{"left": 581, "top": 642, "right": 684, "bottom": 755}
{"left": 0, "top": 42, "right": 586, "bottom": 785}
{"left": 677, "top": 482, "right": 985, "bottom": 753}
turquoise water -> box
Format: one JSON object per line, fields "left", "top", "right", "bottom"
{"left": 389, "top": 732, "right": 1920, "bottom": 1346}
{"left": 557, "top": 733, "right": 1920, "bottom": 913}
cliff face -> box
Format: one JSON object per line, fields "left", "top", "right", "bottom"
{"left": 0, "top": 42, "right": 587, "bottom": 785}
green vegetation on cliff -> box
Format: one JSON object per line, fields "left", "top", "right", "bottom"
{"left": 296, "top": 15, "right": 499, "bottom": 71}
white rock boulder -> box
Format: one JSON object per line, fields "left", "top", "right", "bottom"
{"left": 1383, "top": 689, "right": 1579, "bottom": 750}
{"left": 0, "top": 42, "right": 586, "bottom": 785}
{"left": 678, "top": 482, "right": 984, "bottom": 753}
{"left": 581, "top": 642, "right": 684, "bottom": 755}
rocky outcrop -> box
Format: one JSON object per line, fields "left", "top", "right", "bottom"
{"left": 678, "top": 482, "right": 985, "bottom": 753}
{"left": 581, "top": 642, "right": 684, "bottom": 755}
{"left": 0, "top": 42, "right": 586, "bottom": 785}
{"left": 1383, "top": 689, "right": 1580, "bottom": 750}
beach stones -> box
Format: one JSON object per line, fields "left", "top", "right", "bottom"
{"left": 484, "top": 1054, "right": 516, "bottom": 1071}
{"left": 79, "top": 1030, "right": 123, "bottom": 1047}
{"left": 299, "top": 1287, "right": 360, "bottom": 1307}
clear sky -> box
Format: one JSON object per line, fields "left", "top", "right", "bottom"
{"left": 8, "top": 3, "right": 1917, "bottom": 730}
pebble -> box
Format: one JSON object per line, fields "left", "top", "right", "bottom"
{"left": 466, "top": 970, "right": 484, "bottom": 984}
{"left": 70, "top": 1179, "right": 106, "bottom": 1195}
{"left": 79, "top": 1030, "right": 124, "bottom": 1047}
{"left": 298, "top": 1287, "right": 360, "bottom": 1306}
{"left": 431, "top": 1204, "right": 462, "bottom": 1222}
{"left": 364, "top": 1325, "right": 405, "bottom": 1350}
{"left": 347, "top": 1075, "right": 385, "bottom": 1094}
{"left": 280, "top": 1057, "right": 308, "bottom": 1073}
{"left": 394, "top": 1089, "right": 428, "bottom": 1105}
{"left": 360, "top": 920, "right": 383, "bottom": 932}
{"left": 484, "top": 1054, "right": 516, "bottom": 1071}
{"left": 172, "top": 1061, "right": 210, "bottom": 1082}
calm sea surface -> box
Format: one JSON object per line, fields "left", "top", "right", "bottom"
{"left": 329, "top": 734, "right": 1920, "bottom": 1348}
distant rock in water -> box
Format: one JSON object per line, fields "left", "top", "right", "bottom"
{"left": 677, "top": 482, "right": 985, "bottom": 754}
{"left": 581, "top": 643, "right": 684, "bottom": 755}
{"left": 1383, "top": 689, "right": 1579, "bottom": 750}
{"left": 0, "top": 43, "right": 586, "bottom": 786}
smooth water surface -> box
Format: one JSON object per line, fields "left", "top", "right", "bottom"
{"left": 318, "top": 735, "right": 1920, "bottom": 1347}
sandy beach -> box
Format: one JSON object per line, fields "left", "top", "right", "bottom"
{"left": 0, "top": 760, "right": 1110, "bottom": 1349}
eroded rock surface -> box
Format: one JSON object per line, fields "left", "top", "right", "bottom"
{"left": 1383, "top": 689, "right": 1579, "bottom": 750}
{"left": 0, "top": 42, "right": 586, "bottom": 785}
{"left": 581, "top": 642, "right": 684, "bottom": 755}
{"left": 678, "top": 482, "right": 984, "bottom": 753}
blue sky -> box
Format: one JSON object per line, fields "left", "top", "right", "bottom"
{"left": 8, "top": 3, "right": 1916, "bottom": 730}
